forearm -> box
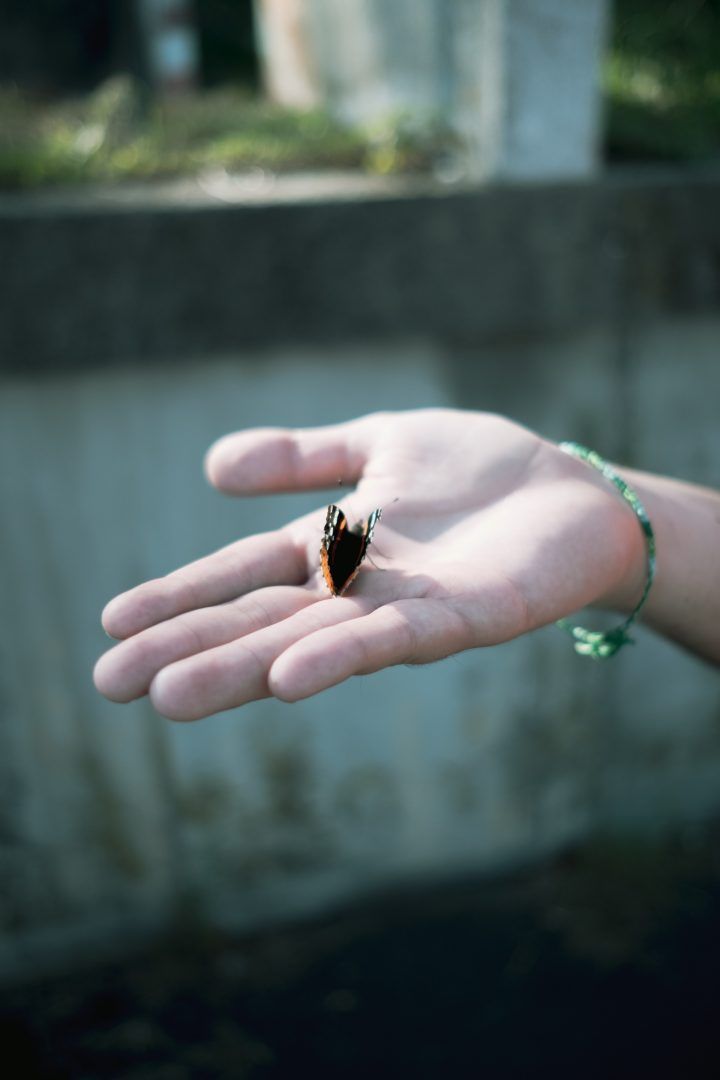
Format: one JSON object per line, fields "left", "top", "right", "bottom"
{"left": 602, "top": 466, "right": 720, "bottom": 666}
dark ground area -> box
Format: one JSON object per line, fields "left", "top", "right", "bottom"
{"left": 3, "top": 826, "right": 720, "bottom": 1079}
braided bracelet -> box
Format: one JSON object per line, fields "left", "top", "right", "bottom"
{"left": 556, "top": 442, "right": 656, "bottom": 659}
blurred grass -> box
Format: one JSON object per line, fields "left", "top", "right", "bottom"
{"left": 606, "top": 0, "right": 720, "bottom": 161}
{"left": 0, "top": 77, "right": 446, "bottom": 192}
{"left": 2, "top": 1, "right": 720, "bottom": 192}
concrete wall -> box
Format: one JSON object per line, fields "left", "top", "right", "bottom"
{"left": 1, "top": 173, "right": 720, "bottom": 980}
{"left": 4, "top": 169, "right": 720, "bottom": 373}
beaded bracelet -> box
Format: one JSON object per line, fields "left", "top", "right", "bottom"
{"left": 556, "top": 442, "right": 656, "bottom": 659}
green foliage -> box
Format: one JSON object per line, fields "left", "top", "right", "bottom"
{"left": 606, "top": 0, "right": 720, "bottom": 161}
{"left": 0, "top": 78, "right": 446, "bottom": 192}
{"left": 5, "top": 1, "right": 720, "bottom": 191}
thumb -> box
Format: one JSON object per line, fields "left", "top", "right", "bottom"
{"left": 204, "top": 416, "right": 376, "bottom": 495}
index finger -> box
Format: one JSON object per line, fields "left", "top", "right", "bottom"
{"left": 102, "top": 527, "right": 308, "bottom": 639}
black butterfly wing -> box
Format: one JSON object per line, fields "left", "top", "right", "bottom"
{"left": 320, "top": 505, "right": 346, "bottom": 595}
{"left": 320, "top": 505, "right": 382, "bottom": 596}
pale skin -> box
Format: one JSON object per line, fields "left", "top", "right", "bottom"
{"left": 94, "top": 409, "right": 720, "bottom": 721}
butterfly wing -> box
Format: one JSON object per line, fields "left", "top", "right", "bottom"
{"left": 320, "top": 505, "right": 382, "bottom": 597}
{"left": 320, "top": 505, "right": 347, "bottom": 596}
{"left": 361, "top": 508, "right": 382, "bottom": 548}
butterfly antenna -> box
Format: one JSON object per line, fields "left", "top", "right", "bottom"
{"left": 370, "top": 498, "right": 398, "bottom": 561}
{"left": 379, "top": 496, "right": 400, "bottom": 515}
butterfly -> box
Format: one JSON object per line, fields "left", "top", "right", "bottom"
{"left": 320, "top": 504, "right": 382, "bottom": 597}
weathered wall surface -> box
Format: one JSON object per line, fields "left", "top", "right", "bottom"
{"left": 1, "top": 175, "right": 719, "bottom": 980}
{"left": 3, "top": 169, "right": 720, "bottom": 373}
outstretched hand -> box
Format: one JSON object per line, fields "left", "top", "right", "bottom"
{"left": 94, "top": 410, "right": 644, "bottom": 720}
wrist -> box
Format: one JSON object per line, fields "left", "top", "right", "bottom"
{"left": 554, "top": 443, "right": 656, "bottom": 658}
{"left": 591, "top": 507, "right": 649, "bottom": 615}
{"left": 555, "top": 442, "right": 720, "bottom": 666}
{"left": 553, "top": 444, "right": 652, "bottom": 617}
{"left": 595, "top": 522, "right": 651, "bottom": 617}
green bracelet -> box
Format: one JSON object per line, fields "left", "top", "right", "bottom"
{"left": 556, "top": 442, "right": 656, "bottom": 659}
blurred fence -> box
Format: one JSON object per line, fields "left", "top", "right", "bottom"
{"left": 1, "top": 170, "right": 720, "bottom": 980}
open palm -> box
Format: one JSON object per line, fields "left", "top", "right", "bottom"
{"left": 94, "top": 410, "right": 642, "bottom": 720}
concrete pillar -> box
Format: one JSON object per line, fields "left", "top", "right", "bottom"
{"left": 254, "top": 0, "right": 322, "bottom": 108}
{"left": 255, "top": 0, "right": 444, "bottom": 122}
{"left": 253, "top": 0, "right": 610, "bottom": 180}
{"left": 460, "top": 0, "right": 611, "bottom": 180}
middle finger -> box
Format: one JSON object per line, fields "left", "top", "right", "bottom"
{"left": 149, "top": 594, "right": 378, "bottom": 720}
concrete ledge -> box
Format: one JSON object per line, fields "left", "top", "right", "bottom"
{"left": 2, "top": 168, "right": 720, "bottom": 371}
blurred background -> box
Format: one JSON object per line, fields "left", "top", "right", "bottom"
{"left": 2, "top": 2, "right": 720, "bottom": 1076}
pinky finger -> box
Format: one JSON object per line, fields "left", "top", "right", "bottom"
{"left": 268, "top": 598, "right": 469, "bottom": 702}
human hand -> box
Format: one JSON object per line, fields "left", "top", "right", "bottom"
{"left": 94, "top": 409, "right": 645, "bottom": 720}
